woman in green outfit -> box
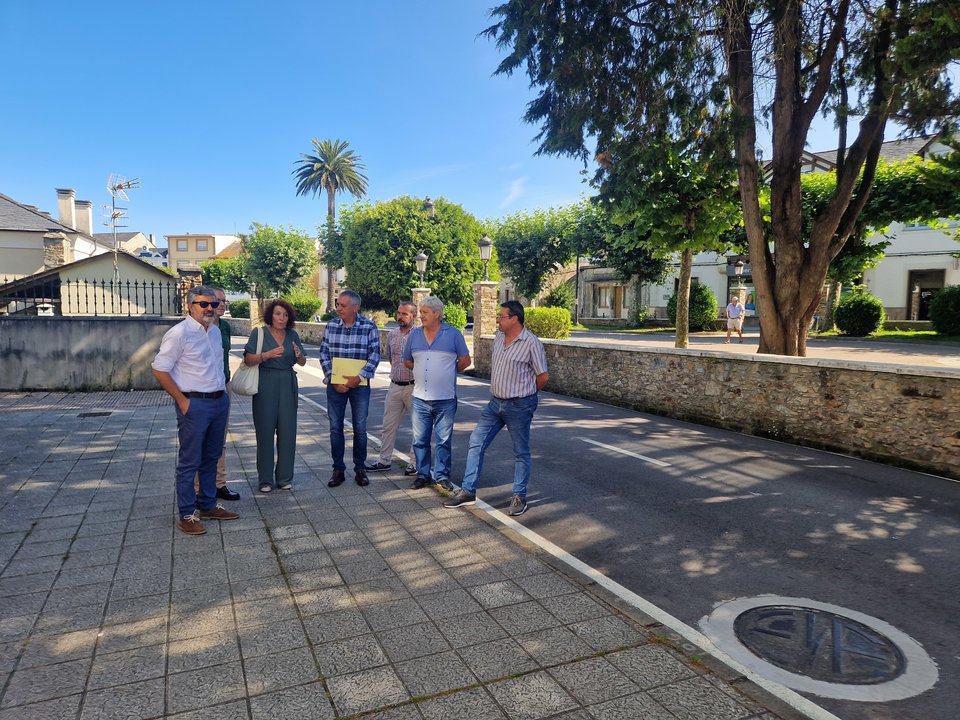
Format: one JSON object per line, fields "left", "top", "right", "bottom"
{"left": 243, "top": 299, "right": 306, "bottom": 493}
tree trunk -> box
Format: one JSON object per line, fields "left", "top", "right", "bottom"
{"left": 674, "top": 247, "right": 693, "bottom": 349}
{"left": 823, "top": 281, "right": 841, "bottom": 331}
{"left": 325, "top": 188, "right": 337, "bottom": 313}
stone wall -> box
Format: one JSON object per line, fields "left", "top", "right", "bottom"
{"left": 474, "top": 336, "right": 960, "bottom": 479}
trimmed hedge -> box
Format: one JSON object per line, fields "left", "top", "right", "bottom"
{"left": 835, "top": 290, "right": 885, "bottom": 336}
{"left": 929, "top": 284, "right": 960, "bottom": 336}
{"left": 524, "top": 306, "right": 571, "bottom": 339}
{"left": 281, "top": 288, "right": 323, "bottom": 323}
{"left": 667, "top": 284, "right": 719, "bottom": 331}
{"left": 228, "top": 299, "right": 249, "bottom": 319}
{"left": 543, "top": 283, "right": 575, "bottom": 313}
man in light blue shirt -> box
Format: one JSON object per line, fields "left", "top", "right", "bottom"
{"left": 402, "top": 296, "right": 470, "bottom": 490}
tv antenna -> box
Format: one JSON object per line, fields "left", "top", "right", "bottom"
{"left": 104, "top": 175, "right": 140, "bottom": 281}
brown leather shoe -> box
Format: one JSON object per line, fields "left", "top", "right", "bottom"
{"left": 328, "top": 469, "right": 346, "bottom": 487}
{"left": 178, "top": 513, "right": 207, "bottom": 535}
{"left": 355, "top": 470, "right": 369, "bottom": 487}
{"left": 197, "top": 504, "right": 239, "bottom": 521}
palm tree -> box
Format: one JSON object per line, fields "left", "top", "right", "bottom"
{"left": 293, "top": 138, "right": 368, "bottom": 312}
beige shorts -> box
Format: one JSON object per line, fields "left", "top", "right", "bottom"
{"left": 727, "top": 317, "right": 743, "bottom": 330}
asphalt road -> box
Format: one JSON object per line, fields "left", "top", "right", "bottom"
{"left": 282, "top": 343, "right": 959, "bottom": 720}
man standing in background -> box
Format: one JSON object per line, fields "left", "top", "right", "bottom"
{"left": 366, "top": 300, "right": 418, "bottom": 476}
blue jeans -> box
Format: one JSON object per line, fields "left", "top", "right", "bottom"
{"left": 175, "top": 394, "right": 229, "bottom": 518}
{"left": 411, "top": 397, "right": 458, "bottom": 482}
{"left": 461, "top": 394, "right": 538, "bottom": 498}
{"left": 326, "top": 384, "right": 371, "bottom": 472}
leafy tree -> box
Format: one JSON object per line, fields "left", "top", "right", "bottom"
{"left": 489, "top": 206, "right": 578, "bottom": 301}
{"left": 336, "top": 196, "right": 492, "bottom": 310}
{"left": 281, "top": 286, "right": 324, "bottom": 323}
{"left": 485, "top": 0, "right": 960, "bottom": 356}
{"left": 543, "top": 282, "right": 575, "bottom": 313}
{"left": 240, "top": 224, "right": 318, "bottom": 298}
{"left": 293, "top": 138, "right": 368, "bottom": 312}
{"left": 199, "top": 257, "right": 247, "bottom": 293}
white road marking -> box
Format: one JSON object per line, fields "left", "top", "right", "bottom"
{"left": 457, "top": 399, "right": 486, "bottom": 408}
{"left": 580, "top": 437, "right": 671, "bottom": 467}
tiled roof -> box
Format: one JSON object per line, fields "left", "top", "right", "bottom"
{"left": 92, "top": 232, "right": 141, "bottom": 243}
{"left": 811, "top": 134, "right": 938, "bottom": 163}
{"left": 0, "top": 193, "right": 74, "bottom": 233}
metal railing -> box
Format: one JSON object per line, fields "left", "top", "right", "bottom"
{"left": 0, "top": 277, "right": 182, "bottom": 316}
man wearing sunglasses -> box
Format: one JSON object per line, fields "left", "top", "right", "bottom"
{"left": 152, "top": 285, "right": 240, "bottom": 535}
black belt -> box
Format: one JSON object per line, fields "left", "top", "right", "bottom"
{"left": 392, "top": 381, "right": 414, "bottom": 386}
{"left": 185, "top": 390, "right": 225, "bottom": 399}
{"left": 494, "top": 393, "right": 536, "bottom": 401}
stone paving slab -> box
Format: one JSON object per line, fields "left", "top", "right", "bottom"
{"left": 0, "top": 391, "right": 794, "bottom": 719}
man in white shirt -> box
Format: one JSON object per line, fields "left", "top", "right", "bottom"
{"left": 152, "top": 286, "right": 239, "bottom": 535}
{"left": 725, "top": 295, "right": 745, "bottom": 344}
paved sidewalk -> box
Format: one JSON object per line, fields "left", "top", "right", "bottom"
{"left": 0, "top": 391, "right": 792, "bottom": 720}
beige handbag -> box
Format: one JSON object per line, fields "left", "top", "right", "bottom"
{"left": 232, "top": 326, "right": 263, "bottom": 396}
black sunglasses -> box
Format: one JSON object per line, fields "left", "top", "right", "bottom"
{"left": 191, "top": 301, "right": 221, "bottom": 308}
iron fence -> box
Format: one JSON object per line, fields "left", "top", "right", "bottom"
{"left": 0, "top": 277, "right": 183, "bottom": 316}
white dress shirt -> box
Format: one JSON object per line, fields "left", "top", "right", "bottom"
{"left": 152, "top": 315, "right": 225, "bottom": 393}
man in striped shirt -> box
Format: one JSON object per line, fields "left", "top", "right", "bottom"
{"left": 444, "top": 300, "right": 549, "bottom": 516}
{"left": 320, "top": 290, "right": 381, "bottom": 488}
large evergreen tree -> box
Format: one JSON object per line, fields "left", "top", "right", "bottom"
{"left": 293, "top": 138, "right": 369, "bottom": 312}
{"left": 486, "top": 0, "right": 960, "bottom": 355}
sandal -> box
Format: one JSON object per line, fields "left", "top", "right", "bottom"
{"left": 259, "top": 483, "right": 272, "bottom": 493}
{"left": 277, "top": 484, "right": 292, "bottom": 491}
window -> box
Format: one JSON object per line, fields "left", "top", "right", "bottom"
{"left": 598, "top": 286, "right": 611, "bottom": 307}
{"left": 196, "top": 239, "right": 208, "bottom": 252}
{"left": 621, "top": 286, "right": 629, "bottom": 309}
{"left": 176, "top": 240, "right": 188, "bottom": 251}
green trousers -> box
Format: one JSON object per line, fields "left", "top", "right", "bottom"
{"left": 252, "top": 367, "right": 298, "bottom": 488}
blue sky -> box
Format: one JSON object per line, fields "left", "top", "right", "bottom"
{"left": 0, "top": 1, "right": 863, "bottom": 248}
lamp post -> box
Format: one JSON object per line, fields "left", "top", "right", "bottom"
{"left": 734, "top": 259, "right": 745, "bottom": 288}
{"left": 423, "top": 196, "right": 435, "bottom": 219}
{"left": 415, "top": 252, "right": 428, "bottom": 288}
{"left": 478, "top": 234, "right": 493, "bottom": 281}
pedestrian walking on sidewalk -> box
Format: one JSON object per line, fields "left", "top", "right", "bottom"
{"left": 445, "top": 300, "right": 549, "bottom": 517}
{"left": 320, "top": 290, "right": 381, "bottom": 488}
{"left": 244, "top": 299, "right": 306, "bottom": 493}
{"left": 152, "top": 285, "right": 239, "bottom": 536}
{"left": 402, "top": 296, "right": 471, "bottom": 491}
{"left": 192, "top": 286, "right": 240, "bottom": 501}
{"left": 725, "top": 295, "right": 745, "bottom": 343}
{"left": 365, "top": 300, "right": 418, "bottom": 476}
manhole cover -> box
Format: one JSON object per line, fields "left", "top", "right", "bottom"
{"left": 699, "top": 595, "right": 939, "bottom": 701}
{"left": 734, "top": 605, "right": 905, "bottom": 684}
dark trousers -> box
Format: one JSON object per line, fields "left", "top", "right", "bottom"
{"left": 175, "top": 394, "right": 229, "bottom": 517}
{"left": 326, "top": 384, "right": 371, "bottom": 472}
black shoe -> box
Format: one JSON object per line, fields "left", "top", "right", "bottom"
{"left": 216, "top": 486, "right": 240, "bottom": 501}
{"left": 438, "top": 478, "right": 455, "bottom": 492}
{"left": 403, "top": 465, "right": 418, "bottom": 476}
{"left": 365, "top": 461, "right": 391, "bottom": 472}
{"left": 327, "top": 470, "right": 346, "bottom": 487}
{"left": 409, "top": 475, "right": 434, "bottom": 490}
{"left": 355, "top": 470, "right": 370, "bottom": 487}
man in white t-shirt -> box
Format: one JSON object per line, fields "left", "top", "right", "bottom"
{"left": 725, "top": 295, "right": 745, "bottom": 344}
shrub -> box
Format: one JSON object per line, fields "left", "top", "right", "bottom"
{"left": 228, "top": 299, "right": 249, "bottom": 319}
{"left": 929, "top": 284, "right": 960, "bottom": 336}
{"left": 525, "top": 306, "right": 571, "bottom": 339}
{"left": 542, "top": 282, "right": 575, "bottom": 313}
{"left": 443, "top": 303, "right": 468, "bottom": 330}
{"left": 320, "top": 310, "right": 337, "bottom": 322}
{"left": 835, "top": 289, "right": 885, "bottom": 336}
{"left": 281, "top": 287, "right": 323, "bottom": 323}
{"left": 667, "top": 284, "right": 719, "bottom": 331}
{"left": 366, "top": 309, "right": 390, "bottom": 327}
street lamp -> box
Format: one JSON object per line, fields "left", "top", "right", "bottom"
{"left": 478, "top": 234, "right": 493, "bottom": 281}
{"left": 415, "top": 252, "right": 428, "bottom": 287}
{"left": 734, "top": 259, "right": 745, "bottom": 287}
{"left": 423, "top": 197, "right": 435, "bottom": 219}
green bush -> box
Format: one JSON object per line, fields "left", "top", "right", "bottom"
{"left": 525, "top": 306, "right": 571, "bottom": 339}
{"left": 542, "top": 283, "right": 575, "bottom": 313}
{"left": 443, "top": 303, "right": 468, "bottom": 330}
{"left": 366, "top": 309, "right": 390, "bottom": 327}
{"left": 929, "top": 284, "right": 960, "bottom": 336}
{"left": 835, "top": 289, "right": 885, "bottom": 336}
{"left": 228, "top": 299, "right": 249, "bottom": 319}
{"left": 281, "top": 288, "right": 323, "bottom": 323}
{"left": 320, "top": 310, "right": 337, "bottom": 322}
{"left": 667, "top": 284, "right": 719, "bottom": 331}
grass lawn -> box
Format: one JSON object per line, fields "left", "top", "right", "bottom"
{"left": 812, "top": 329, "right": 960, "bottom": 344}
{"left": 574, "top": 324, "right": 676, "bottom": 334}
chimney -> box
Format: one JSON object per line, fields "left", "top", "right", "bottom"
{"left": 149, "top": 233, "right": 155, "bottom": 246}
{"left": 56, "top": 188, "right": 76, "bottom": 229}
{"left": 43, "top": 232, "right": 72, "bottom": 269}
{"left": 75, "top": 199, "right": 93, "bottom": 236}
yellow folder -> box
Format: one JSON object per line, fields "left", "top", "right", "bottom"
{"left": 331, "top": 357, "right": 369, "bottom": 386}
